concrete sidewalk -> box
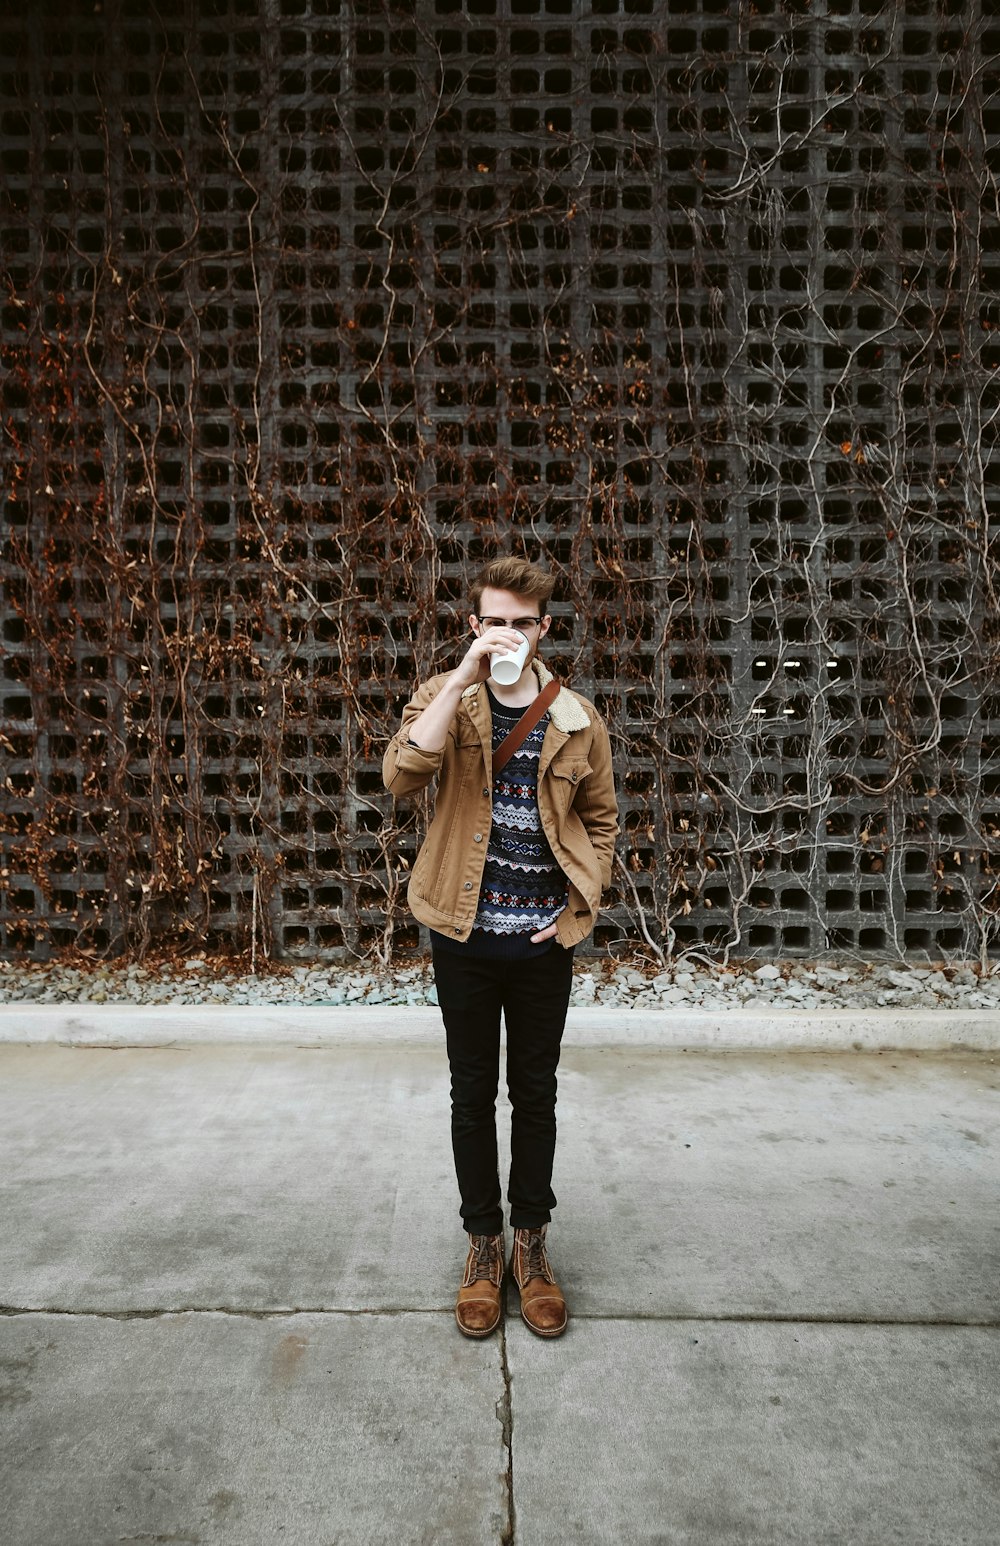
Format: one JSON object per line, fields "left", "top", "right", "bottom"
{"left": 1, "top": 1034, "right": 998, "bottom": 1544}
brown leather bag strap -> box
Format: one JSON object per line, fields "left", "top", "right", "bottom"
{"left": 490, "top": 677, "right": 561, "bottom": 777}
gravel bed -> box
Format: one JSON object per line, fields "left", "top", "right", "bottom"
{"left": 1, "top": 956, "right": 999, "bottom": 1011}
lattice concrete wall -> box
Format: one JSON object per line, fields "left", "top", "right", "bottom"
{"left": 1, "top": 0, "right": 998, "bottom": 965}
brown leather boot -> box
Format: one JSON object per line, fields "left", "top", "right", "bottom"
{"left": 510, "top": 1224, "right": 567, "bottom": 1338}
{"left": 455, "top": 1232, "right": 505, "bottom": 1338}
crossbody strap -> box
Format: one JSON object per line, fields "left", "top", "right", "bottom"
{"left": 490, "top": 677, "right": 561, "bottom": 777}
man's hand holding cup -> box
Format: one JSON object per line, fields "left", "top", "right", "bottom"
{"left": 453, "top": 624, "right": 530, "bottom": 691}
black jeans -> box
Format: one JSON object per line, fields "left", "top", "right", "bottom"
{"left": 431, "top": 941, "right": 575, "bottom": 1236}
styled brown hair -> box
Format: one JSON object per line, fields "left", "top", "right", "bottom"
{"left": 469, "top": 557, "right": 555, "bottom": 617}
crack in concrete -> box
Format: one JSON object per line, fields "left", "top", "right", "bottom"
{"left": 1, "top": 1305, "right": 998, "bottom": 1328}
{"left": 497, "top": 1301, "right": 515, "bottom": 1546}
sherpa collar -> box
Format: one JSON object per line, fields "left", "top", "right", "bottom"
{"left": 461, "top": 655, "right": 591, "bottom": 734}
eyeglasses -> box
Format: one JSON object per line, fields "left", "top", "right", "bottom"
{"left": 475, "top": 616, "right": 543, "bottom": 630}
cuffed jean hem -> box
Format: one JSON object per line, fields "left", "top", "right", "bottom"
{"left": 509, "top": 1209, "right": 552, "bottom": 1230}
{"left": 462, "top": 1213, "right": 505, "bottom": 1238}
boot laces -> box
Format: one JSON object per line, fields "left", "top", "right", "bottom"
{"left": 469, "top": 1234, "right": 502, "bottom": 1283}
{"left": 520, "top": 1228, "right": 551, "bottom": 1283}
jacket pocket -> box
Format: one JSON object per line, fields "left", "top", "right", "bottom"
{"left": 451, "top": 721, "right": 482, "bottom": 751}
{"left": 548, "top": 757, "right": 593, "bottom": 802}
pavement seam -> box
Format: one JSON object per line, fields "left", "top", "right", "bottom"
{"left": 537, "top": 1311, "right": 1000, "bottom": 1327}
{"left": 0, "top": 1305, "right": 473, "bottom": 1323}
{"left": 1, "top": 1306, "right": 999, "bottom": 1327}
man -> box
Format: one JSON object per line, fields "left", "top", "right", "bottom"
{"left": 382, "top": 556, "right": 619, "bottom": 1338}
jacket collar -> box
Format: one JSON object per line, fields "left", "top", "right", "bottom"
{"left": 461, "top": 656, "right": 591, "bottom": 734}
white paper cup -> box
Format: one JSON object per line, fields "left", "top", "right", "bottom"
{"left": 489, "top": 634, "right": 530, "bottom": 686}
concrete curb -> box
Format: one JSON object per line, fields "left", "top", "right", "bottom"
{"left": 0, "top": 1004, "right": 997, "bottom": 1050}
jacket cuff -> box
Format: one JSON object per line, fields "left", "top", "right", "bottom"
{"left": 392, "top": 736, "right": 445, "bottom": 772}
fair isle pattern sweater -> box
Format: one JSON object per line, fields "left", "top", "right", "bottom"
{"left": 471, "top": 686, "right": 569, "bottom": 938}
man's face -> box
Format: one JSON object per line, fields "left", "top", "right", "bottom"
{"left": 470, "top": 587, "right": 551, "bottom": 663}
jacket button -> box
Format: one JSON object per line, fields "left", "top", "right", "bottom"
{"left": 463, "top": 881, "right": 473, "bottom": 890}
{"left": 474, "top": 833, "right": 483, "bottom": 842}
{"left": 482, "top": 788, "right": 490, "bottom": 798}
{"left": 571, "top": 770, "right": 578, "bottom": 782}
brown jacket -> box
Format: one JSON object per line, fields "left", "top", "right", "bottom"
{"left": 382, "top": 657, "right": 619, "bottom": 949}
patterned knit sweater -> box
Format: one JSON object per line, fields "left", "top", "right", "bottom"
{"left": 431, "top": 685, "right": 569, "bottom": 959}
